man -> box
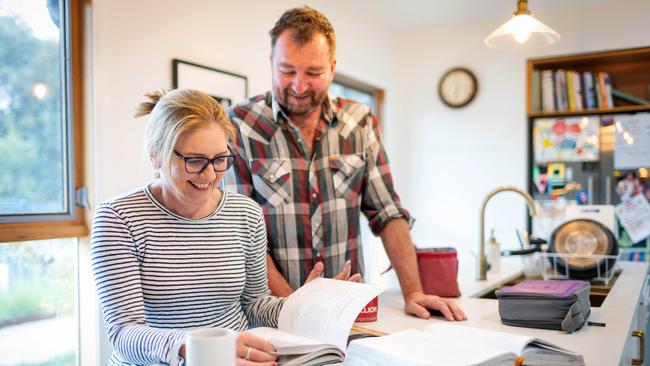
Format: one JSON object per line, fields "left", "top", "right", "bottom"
{"left": 226, "top": 6, "right": 465, "bottom": 321}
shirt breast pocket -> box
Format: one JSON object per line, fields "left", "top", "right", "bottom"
{"left": 330, "top": 154, "right": 365, "bottom": 200}
{"left": 250, "top": 158, "right": 292, "bottom": 206}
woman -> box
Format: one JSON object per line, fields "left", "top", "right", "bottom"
{"left": 91, "top": 89, "right": 282, "bottom": 366}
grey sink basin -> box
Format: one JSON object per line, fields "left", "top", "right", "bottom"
{"left": 472, "top": 270, "right": 620, "bottom": 308}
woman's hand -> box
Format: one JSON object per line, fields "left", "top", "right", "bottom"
{"left": 304, "top": 259, "right": 362, "bottom": 284}
{"left": 236, "top": 331, "right": 278, "bottom": 366}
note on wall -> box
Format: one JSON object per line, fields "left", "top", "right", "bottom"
{"left": 614, "top": 113, "right": 650, "bottom": 169}
{"left": 534, "top": 116, "right": 600, "bottom": 163}
{"left": 615, "top": 194, "right": 650, "bottom": 244}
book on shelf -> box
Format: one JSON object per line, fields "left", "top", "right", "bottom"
{"left": 573, "top": 71, "right": 583, "bottom": 111}
{"left": 604, "top": 72, "right": 614, "bottom": 108}
{"left": 541, "top": 70, "right": 555, "bottom": 112}
{"left": 612, "top": 88, "right": 650, "bottom": 105}
{"left": 582, "top": 71, "right": 597, "bottom": 110}
{"left": 566, "top": 70, "right": 576, "bottom": 111}
{"left": 531, "top": 69, "right": 541, "bottom": 112}
{"left": 248, "top": 278, "right": 383, "bottom": 366}
{"left": 553, "top": 70, "right": 567, "bottom": 112}
{"left": 597, "top": 72, "right": 613, "bottom": 109}
{"left": 565, "top": 70, "right": 584, "bottom": 111}
{"left": 344, "top": 323, "right": 585, "bottom": 366}
{"left": 593, "top": 72, "right": 602, "bottom": 109}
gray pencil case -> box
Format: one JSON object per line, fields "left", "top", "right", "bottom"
{"left": 496, "top": 279, "right": 591, "bottom": 333}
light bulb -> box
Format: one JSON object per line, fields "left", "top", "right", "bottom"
{"left": 514, "top": 31, "right": 531, "bottom": 44}
{"left": 510, "top": 15, "right": 535, "bottom": 43}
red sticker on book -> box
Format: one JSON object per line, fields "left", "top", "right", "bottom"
{"left": 355, "top": 296, "right": 378, "bottom": 322}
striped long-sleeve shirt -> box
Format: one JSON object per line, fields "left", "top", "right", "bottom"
{"left": 90, "top": 186, "right": 284, "bottom": 366}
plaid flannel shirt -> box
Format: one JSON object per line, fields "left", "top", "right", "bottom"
{"left": 225, "top": 91, "right": 413, "bottom": 289}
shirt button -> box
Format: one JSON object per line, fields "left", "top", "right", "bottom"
{"left": 312, "top": 192, "right": 317, "bottom": 198}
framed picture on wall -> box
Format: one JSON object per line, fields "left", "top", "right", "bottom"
{"left": 172, "top": 59, "right": 248, "bottom": 108}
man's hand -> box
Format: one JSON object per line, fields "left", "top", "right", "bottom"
{"left": 305, "top": 260, "right": 362, "bottom": 284}
{"left": 404, "top": 291, "right": 467, "bottom": 321}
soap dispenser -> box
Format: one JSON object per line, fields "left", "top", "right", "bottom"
{"left": 487, "top": 229, "right": 501, "bottom": 274}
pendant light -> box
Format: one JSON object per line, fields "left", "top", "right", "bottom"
{"left": 484, "top": 0, "right": 560, "bottom": 49}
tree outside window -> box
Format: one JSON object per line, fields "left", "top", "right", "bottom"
{"left": 0, "top": 0, "right": 85, "bottom": 365}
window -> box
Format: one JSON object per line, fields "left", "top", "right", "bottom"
{"left": 0, "top": 0, "right": 86, "bottom": 239}
{"left": 0, "top": 0, "right": 86, "bottom": 365}
{"left": 0, "top": 238, "right": 78, "bottom": 365}
{"left": 330, "top": 73, "right": 384, "bottom": 125}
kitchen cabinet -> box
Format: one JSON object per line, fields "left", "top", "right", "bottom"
{"left": 621, "top": 276, "right": 648, "bottom": 365}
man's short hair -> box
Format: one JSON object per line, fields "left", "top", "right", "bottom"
{"left": 269, "top": 6, "right": 336, "bottom": 59}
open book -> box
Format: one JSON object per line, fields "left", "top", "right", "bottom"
{"left": 249, "top": 278, "right": 383, "bottom": 366}
{"left": 344, "top": 323, "right": 585, "bottom": 366}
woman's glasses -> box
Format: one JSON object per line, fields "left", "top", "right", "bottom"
{"left": 173, "top": 150, "right": 235, "bottom": 174}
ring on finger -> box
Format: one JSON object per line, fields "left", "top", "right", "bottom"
{"left": 245, "top": 346, "right": 253, "bottom": 360}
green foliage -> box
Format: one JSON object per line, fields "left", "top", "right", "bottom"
{"left": 0, "top": 283, "right": 49, "bottom": 321}
{"left": 17, "top": 351, "right": 76, "bottom": 366}
{"left": 0, "top": 16, "right": 65, "bottom": 213}
{"left": 0, "top": 239, "right": 76, "bottom": 322}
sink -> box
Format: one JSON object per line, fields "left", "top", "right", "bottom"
{"left": 473, "top": 269, "right": 620, "bottom": 307}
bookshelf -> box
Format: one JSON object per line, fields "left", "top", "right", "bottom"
{"left": 527, "top": 47, "right": 650, "bottom": 117}
{"left": 526, "top": 47, "right": 650, "bottom": 257}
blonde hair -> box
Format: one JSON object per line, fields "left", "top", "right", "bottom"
{"left": 135, "top": 89, "right": 236, "bottom": 180}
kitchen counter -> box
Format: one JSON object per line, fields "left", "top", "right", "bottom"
{"left": 363, "top": 257, "right": 649, "bottom": 366}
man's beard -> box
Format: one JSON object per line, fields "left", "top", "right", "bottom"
{"left": 275, "top": 87, "right": 327, "bottom": 116}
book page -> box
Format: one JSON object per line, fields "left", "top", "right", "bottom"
{"left": 346, "top": 326, "right": 584, "bottom": 366}
{"left": 526, "top": 339, "right": 581, "bottom": 355}
{"left": 247, "top": 327, "right": 324, "bottom": 352}
{"left": 248, "top": 328, "right": 346, "bottom": 366}
{"left": 423, "top": 323, "right": 532, "bottom": 356}
{"left": 278, "top": 278, "right": 383, "bottom": 351}
{"left": 523, "top": 344, "right": 584, "bottom": 365}
{"left": 344, "top": 329, "right": 512, "bottom": 366}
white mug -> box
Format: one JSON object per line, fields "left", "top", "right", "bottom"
{"left": 185, "top": 328, "right": 237, "bottom": 366}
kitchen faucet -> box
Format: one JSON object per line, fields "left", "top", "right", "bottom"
{"left": 478, "top": 185, "right": 537, "bottom": 280}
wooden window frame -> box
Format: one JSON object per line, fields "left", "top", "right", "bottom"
{"left": 0, "top": 0, "right": 88, "bottom": 243}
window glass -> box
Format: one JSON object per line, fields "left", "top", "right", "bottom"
{"left": 0, "top": 0, "right": 68, "bottom": 216}
{"left": 0, "top": 238, "right": 78, "bottom": 365}
{"left": 330, "top": 82, "right": 377, "bottom": 115}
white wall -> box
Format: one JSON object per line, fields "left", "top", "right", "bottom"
{"left": 390, "top": 0, "right": 650, "bottom": 261}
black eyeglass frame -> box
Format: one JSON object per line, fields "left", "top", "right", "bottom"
{"left": 173, "top": 150, "right": 235, "bottom": 174}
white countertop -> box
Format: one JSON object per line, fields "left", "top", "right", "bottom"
{"left": 361, "top": 256, "right": 649, "bottom": 366}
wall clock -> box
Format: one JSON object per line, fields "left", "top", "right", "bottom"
{"left": 438, "top": 67, "right": 478, "bottom": 108}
